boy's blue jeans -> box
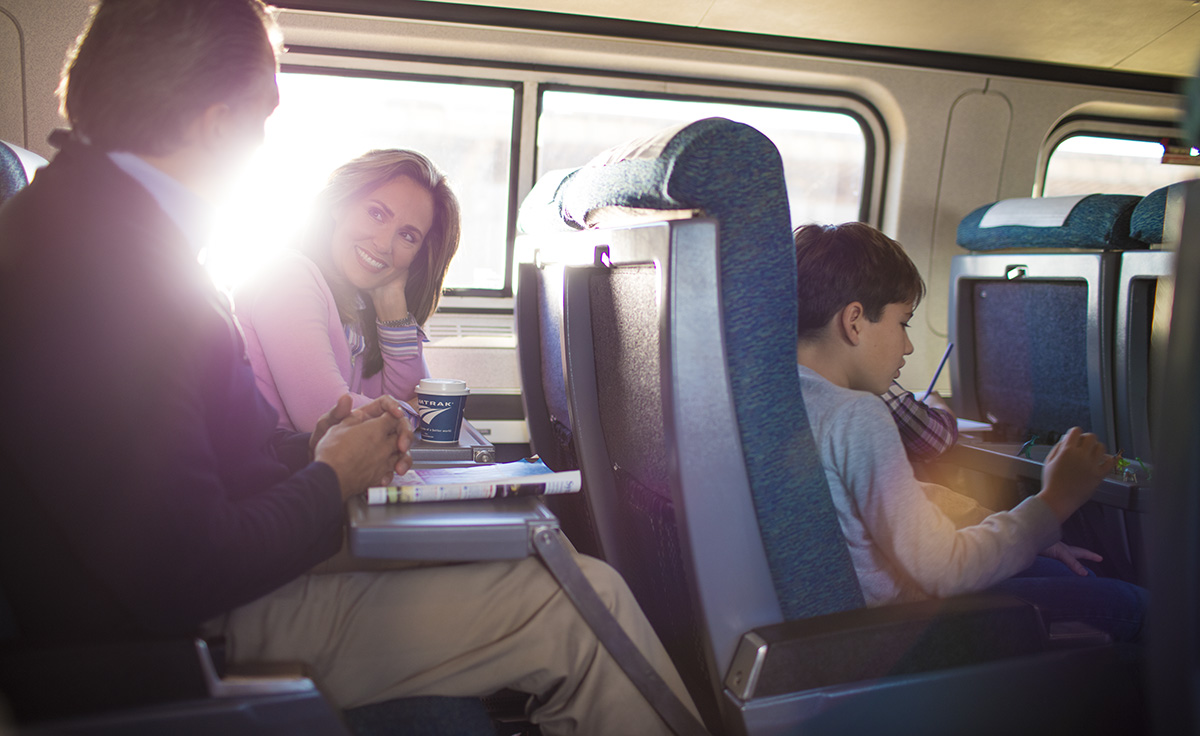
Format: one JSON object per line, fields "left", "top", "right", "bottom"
{"left": 988, "top": 556, "right": 1147, "bottom": 643}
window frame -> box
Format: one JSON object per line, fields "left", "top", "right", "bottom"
{"left": 276, "top": 45, "right": 889, "bottom": 307}
{"left": 1037, "top": 115, "right": 1185, "bottom": 197}
{"left": 535, "top": 82, "right": 879, "bottom": 224}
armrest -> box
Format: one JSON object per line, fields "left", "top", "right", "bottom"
{"left": 0, "top": 638, "right": 209, "bottom": 722}
{"left": 347, "top": 495, "right": 560, "bottom": 560}
{"left": 725, "top": 593, "right": 1047, "bottom": 700}
{"left": 0, "top": 637, "right": 322, "bottom": 725}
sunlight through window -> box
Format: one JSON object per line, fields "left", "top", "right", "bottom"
{"left": 205, "top": 72, "right": 515, "bottom": 293}
{"left": 538, "top": 90, "right": 868, "bottom": 228}
{"left": 1044, "top": 135, "right": 1199, "bottom": 198}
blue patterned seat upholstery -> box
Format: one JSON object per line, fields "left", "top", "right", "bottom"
{"left": 527, "top": 117, "right": 863, "bottom": 621}
{"left": 957, "top": 194, "right": 1143, "bottom": 251}
{"left": 0, "top": 141, "right": 39, "bottom": 204}
{"left": 1129, "top": 182, "right": 1200, "bottom": 245}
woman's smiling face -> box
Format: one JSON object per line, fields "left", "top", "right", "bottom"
{"left": 330, "top": 175, "right": 435, "bottom": 292}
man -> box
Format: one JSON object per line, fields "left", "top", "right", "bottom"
{"left": 0, "top": 2, "right": 697, "bottom": 733}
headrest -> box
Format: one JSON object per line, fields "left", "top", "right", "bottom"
{"left": 518, "top": 120, "right": 717, "bottom": 234}
{"left": 1130, "top": 182, "right": 1195, "bottom": 245}
{"left": 0, "top": 141, "right": 48, "bottom": 205}
{"left": 0, "top": 141, "right": 28, "bottom": 204}
{"left": 956, "top": 194, "right": 1143, "bottom": 251}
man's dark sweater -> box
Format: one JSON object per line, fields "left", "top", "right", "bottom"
{"left": 0, "top": 141, "right": 344, "bottom": 642}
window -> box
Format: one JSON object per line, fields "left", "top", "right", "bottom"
{"left": 202, "top": 64, "right": 882, "bottom": 302}
{"left": 1043, "top": 135, "right": 1199, "bottom": 197}
{"left": 205, "top": 71, "right": 517, "bottom": 294}
{"left": 537, "top": 90, "right": 869, "bottom": 228}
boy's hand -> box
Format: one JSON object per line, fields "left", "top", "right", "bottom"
{"left": 922, "top": 391, "right": 955, "bottom": 417}
{"left": 1037, "top": 427, "right": 1116, "bottom": 523}
{"left": 1041, "top": 541, "right": 1103, "bottom": 576}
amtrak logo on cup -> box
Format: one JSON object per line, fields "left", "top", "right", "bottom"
{"left": 419, "top": 400, "right": 459, "bottom": 424}
{"left": 416, "top": 378, "right": 469, "bottom": 443}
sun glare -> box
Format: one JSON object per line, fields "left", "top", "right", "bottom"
{"left": 203, "top": 72, "right": 516, "bottom": 294}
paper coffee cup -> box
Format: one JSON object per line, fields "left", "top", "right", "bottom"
{"left": 416, "top": 378, "right": 470, "bottom": 443}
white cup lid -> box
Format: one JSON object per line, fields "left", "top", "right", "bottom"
{"left": 417, "top": 378, "right": 469, "bottom": 396}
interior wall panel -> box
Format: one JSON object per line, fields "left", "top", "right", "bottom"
{"left": 911, "top": 87, "right": 1012, "bottom": 394}
{"left": 0, "top": 7, "right": 24, "bottom": 147}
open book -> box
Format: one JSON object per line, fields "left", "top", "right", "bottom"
{"left": 365, "top": 457, "right": 582, "bottom": 504}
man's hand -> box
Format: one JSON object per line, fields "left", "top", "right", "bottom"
{"left": 1037, "top": 427, "right": 1116, "bottom": 523}
{"left": 310, "top": 395, "right": 415, "bottom": 491}
{"left": 1041, "top": 541, "right": 1102, "bottom": 576}
{"left": 310, "top": 394, "right": 355, "bottom": 460}
{"left": 314, "top": 412, "right": 409, "bottom": 501}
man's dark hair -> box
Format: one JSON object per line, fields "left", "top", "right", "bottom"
{"left": 58, "top": 0, "right": 277, "bottom": 156}
{"left": 794, "top": 222, "right": 926, "bottom": 341}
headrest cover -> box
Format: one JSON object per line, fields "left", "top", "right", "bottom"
{"left": 1130, "top": 182, "right": 1195, "bottom": 245}
{"left": 957, "top": 194, "right": 1143, "bottom": 251}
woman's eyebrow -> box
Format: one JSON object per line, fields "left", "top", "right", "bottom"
{"left": 401, "top": 223, "right": 426, "bottom": 240}
{"left": 369, "top": 199, "right": 395, "bottom": 218}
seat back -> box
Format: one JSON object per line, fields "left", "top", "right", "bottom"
{"left": 515, "top": 260, "right": 578, "bottom": 472}
{"left": 0, "top": 141, "right": 28, "bottom": 203}
{"left": 950, "top": 194, "right": 1146, "bottom": 447}
{"left": 1115, "top": 183, "right": 1189, "bottom": 467}
{"left": 0, "top": 140, "right": 46, "bottom": 205}
{"left": 514, "top": 258, "right": 603, "bottom": 558}
{"left": 541, "top": 118, "right": 865, "bottom": 730}
{"left": 947, "top": 252, "right": 1119, "bottom": 446}
{"left": 1148, "top": 178, "right": 1200, "bottom": 735}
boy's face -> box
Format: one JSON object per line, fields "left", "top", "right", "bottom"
{"left": 849, "top": 301, "right": 915, "bottom": 395}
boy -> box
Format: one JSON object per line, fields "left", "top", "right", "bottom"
{"left": 793, "top": 228, "right": 958, "bottom": 462}
{"left": 793, "top": 222, "right": 1145, "bottom": 641}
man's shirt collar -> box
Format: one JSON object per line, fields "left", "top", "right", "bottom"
{"left": 107, "top": 151, "right": 210, "bottom": 259}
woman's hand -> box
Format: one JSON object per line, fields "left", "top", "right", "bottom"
{"left": 369, "top": 272, "right": 410, "bottom": 322}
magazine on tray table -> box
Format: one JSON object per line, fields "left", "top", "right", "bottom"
{"left": 365, "top": 457, "right": 582, "bottom": 504}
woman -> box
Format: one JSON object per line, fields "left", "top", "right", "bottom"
{"left": 235, "top": 149, "right": 461, "bottom": 432}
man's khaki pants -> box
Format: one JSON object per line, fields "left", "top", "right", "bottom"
{"left": 208, "top": 552, "right": 700, "bottom": 736}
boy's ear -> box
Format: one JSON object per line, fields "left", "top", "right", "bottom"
{"left": 839, "top": 301, "right": 866, "bottom": 346}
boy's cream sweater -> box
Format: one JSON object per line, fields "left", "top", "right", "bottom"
{"left": 798, "top": 365, "right": 1060, "bottom": 604}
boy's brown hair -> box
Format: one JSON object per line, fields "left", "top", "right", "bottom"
{"left": 793, "top": 222, "right": 925, "bottom": 341}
